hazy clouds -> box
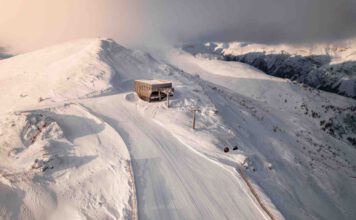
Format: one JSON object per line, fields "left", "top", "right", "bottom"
{"left": 0, "top": 0, "right": 145, "bottom": 52}
{"left": 146, "top": 0, "right": 356, "bottom": 44}
{"left": 1, "top": 0, "right": 356, "bottom": 52}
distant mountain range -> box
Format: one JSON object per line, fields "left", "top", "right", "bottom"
{"left": 183, "top": 39, "right": 356, "bottom": 99}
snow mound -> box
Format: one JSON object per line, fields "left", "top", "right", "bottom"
{"left": 125, "top": 93, "right": 139, "bottom": 102}
{"left": 0, "top": 39, "right": 112, "bottom": 113}
{"left": 0, "top": 105, "right": 135, "bottom": 219}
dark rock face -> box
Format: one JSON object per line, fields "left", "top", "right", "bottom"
{"left": 0, "top": 47, "right": 12, "bottom": 60}
{"left": 223, "top": 52, "right": 356, "bottom": 99}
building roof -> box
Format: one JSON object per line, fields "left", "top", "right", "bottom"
{"left": 135, "top": 79, "right": 172, "bottom": 86}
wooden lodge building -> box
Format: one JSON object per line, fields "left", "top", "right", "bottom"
{"left": 134, "top": 80, "right": 174, "bottom": 102}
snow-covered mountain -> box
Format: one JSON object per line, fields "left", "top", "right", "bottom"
{"left": 183, "top": 39, "right": 356, "bottom": 99}
{"left": 0, "top": 38, "right": 355, "bottom": 220}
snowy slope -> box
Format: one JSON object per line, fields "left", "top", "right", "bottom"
{"left": 159, "top": 48, "right": 356, "bottom": 220}
{"left": 0, "top": 39, "right": 273, "bottom": 220}
{"left": 0, "top": 105, "right": 135, "bottom": 220}
{"left": 0, "top": 39, "right": 115, "bottom": 113}
{"left": 1, "top": 38, "right": 356, "bottom": 220}
{"left": 183, "top": 39, "right": 356, "bottom": 99}
{"left": 0, "top": 39, "right": 143, "bottom": 220}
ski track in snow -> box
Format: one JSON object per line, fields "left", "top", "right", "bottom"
{"left": 80, "top": 95, "right": 269, "bottom": 220}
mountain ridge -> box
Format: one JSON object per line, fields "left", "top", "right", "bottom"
{"left": 183, "top": 39, "right": 356, "bottom": 99}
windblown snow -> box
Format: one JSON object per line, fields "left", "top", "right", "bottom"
{"left": 0, "top": 38, "right": 355, "bottom": 220}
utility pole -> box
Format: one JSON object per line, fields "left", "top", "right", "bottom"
{"left": 162, "top": 88, "right": 171, "bottom": 108}
{"left": 167, "top": 90, "right": 170, "bottom": 108}
{"left": 192, "top": 109, "right": 197, "bottom": 129}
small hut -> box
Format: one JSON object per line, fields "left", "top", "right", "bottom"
{"left": 134, "top": 80, "right": 174, "bottom": 102}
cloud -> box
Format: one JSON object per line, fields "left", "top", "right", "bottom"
{"left": 0, "top": 0, "right": 355, "bottom": 52}
{"left": 145, "top": 0, "right": 356, "bottom": 44}
{"left": 0, "top": 0, "right": 145, "bottom": 52}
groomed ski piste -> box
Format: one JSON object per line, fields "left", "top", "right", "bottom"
{"left": 0, "top": 38, "right": 355, "bottom": 220}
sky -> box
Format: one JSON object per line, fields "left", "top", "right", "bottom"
{"left": 1, "top": 0, "right": 356, "bottom": 52}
